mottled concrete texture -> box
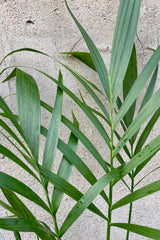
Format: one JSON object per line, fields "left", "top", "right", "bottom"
{"left": 0, "top": 0, "right": 160, "bottom": 239}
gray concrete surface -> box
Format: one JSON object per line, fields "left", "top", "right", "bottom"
{"left": 0, "top": 0, "right": 160, "bottom": 239}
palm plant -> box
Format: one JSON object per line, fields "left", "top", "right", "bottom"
{"left": 0, "top": 0, "right": 160, "bottom": 239}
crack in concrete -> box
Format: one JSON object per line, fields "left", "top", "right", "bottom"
{"left": 70, "top": 37, "right": 82, "bottom": 52}
{"left": 136, "top": 32, "right": 144, "bottom": 52}
{"left": 136, "top": 32, "right": 144, "bottom": 69}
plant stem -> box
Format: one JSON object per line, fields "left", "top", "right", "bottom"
{"left": 126, "top": 145, "right": 134, "bottom": 240}
{"left": 107, "top": 124, "right": 114, "bottom": 240}
{"left": 41, "top": 178, "right": 61, "bottom": 239}
{"left": 126, "top": 174, "right": 134, "bottom": 240}
{"left": 35, "top": 163, "right": 61, "bottom": 240}
{"left": 107, "top": 76, "right": 114, "bottom": 240}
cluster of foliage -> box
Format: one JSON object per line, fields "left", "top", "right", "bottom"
{"left": 0, "top": 0, "right": 160, "bottom": 239}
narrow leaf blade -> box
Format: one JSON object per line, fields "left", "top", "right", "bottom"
{"left": 140, "top": 65, "right": 158, "bottom": 110}
{"left": 0, "top": 172, "right": 50, "bottom": 213}
{"left": 114, "top": 88, "right": 160, "bottom": 156}
{"left": 61, "top": 52, "right": 96, "bottom": 71}
{"left": 0, "top": 118, "right": 31, "bottom": 156}
{"left": 110, "top": 0, "right": 141, "bottom": 104}
{"left": 123, "top": 44, "right": 137, "bottom": 127}
{"left": 40, "top": 101, "right": 109, "bottom": 171}
{"left": 0, "top": 200, "right": 17, "bottom": 215}
{"left": 0, "top": 96, "right": 26, "bottom": 142}
{"left": 0, "top": 144, "right": 38, "bottom": 181}
{"left": 114, "top": 134, "right": 160, "bottom": 183}
{"left": 112, "top": 180, "right": 160, "bottom": 210}
{"left": 60, "top": 63, "right": 110, "bottom": 122}
{"left": 0, "top": 218, "right": 56, "bottom": 240}
{"left": 60, "top": 167, "right": 121, "bottom": 236}
{"left": 42, "top": 70, "right": 63, "bottom": 173}
{"left": 57, "top": 139, "right": 108, "bottom": 203}
{"left": 111, "top": 223, "right": 160, "bottom": 240}
{"left": 52, "top": 112, "right": 79, "bottom": 213}
{"left": 16, "top": 68, "right": 41, "bottom": 161}
{"left": 2, "top": 188, "right": 36, "bottom": 220}
{"left": 64, "top": 0, "right": 110, "bottom": 99}
{"left": 39, "top": 166, "right": 107, "bottom": 221}
{"left": 134, "top": 107, "right": 160, "bottom": 155}
{"left": 14, "top": 232, "right": 22, "bottom": 240}
{"left": 114, "top": 46, "right": 160, "bottom": 129}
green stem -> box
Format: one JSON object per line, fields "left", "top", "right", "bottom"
{"left": 107, "top": 76, "right": 114, "bottom": 240}
{"left": 107, "top": 182, "right": 113, "bottom": 240}
{"left": 126, "top": 145, "right": 134, "bottom": 240}
{"left": 126, "top": 175, "right": 134, "bottom": 240}
{"left": 43, "top": 184, "right": 60, "bottom": 238}
{"left": 34, "top": 162, "right": 61, "bottom": 240}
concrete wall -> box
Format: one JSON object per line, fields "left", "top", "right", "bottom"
{"left": 0, "top": 0, "right": 160, "bottom": 239}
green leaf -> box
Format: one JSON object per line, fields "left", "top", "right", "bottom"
{"left": 61, "top": 52, "right": 96, "bottom": 71}
{"left": 0, "top": 172, "right": 50, "bottom": 213}
{"left": 16, "top": 68, "right": 41, "bottom": 161}
{"left": 133, "top": 156, "right": 152, "bottom": 178}
{"left": 140, "top": 65, "right": 158, "bottom": 110}
{"left": 0, "top": 118, "right": 31, "bottom": 156}
{"left": 2, "top": 188, "right": 36, "bottom": 220}
{"left": 114, "top": 88, "right": 160, "bottom": 156}
{"left": 134, "top": 107, "right": 160, "bottom": 155}
{"left": 0, "top": 144, "right": 39, "bottom": 181}
{"left": 61, "top": 115, "right": 109, "bottom": 172}
{"left": 131, "top": 65, "right": 159, "bottom": 144}
{"left": 60, "top": 63, "right": 110, "bottom": 122}
{"left": 114, "top": 46, "right": 160, "bottom": 129}
{"left": 57, "top": 139, "right": 108, "bottom": 203}
{"left": 2, "top": 68, "right": 16, "bottom": 82}
{"left": 59, "top": 167, "right": 121, "bottom": 236}
{"left": 42, "top": 70, "right": 63, "bottom": 177}
{"left": 64, "top": 0, "right": 110, "bottom": 99}
{"left": 0, "top": 96, "right": 26, "bottom": 142}
{"left": 0, "top": 112, "right": 18, "bottom": 120}
{"left": 0, "top": 218, "right": 56, "bottom": 240}
{"left": 114, "top": 134, "right": 160, "bottom": 184}
{"left": 1, "top": 66, "right": 111, "bottom": 148}
{"left": 1, "top": 130, "right": 39, "bottom": 174}
{"left": 135, "top": 167, "right": 160, "bottom": 187}
{"left": 110, "top": 0, "right": 141, "bottom": 104}
{"left": 14, "top": 232, "right": 22, "bottom": 240}
{"left": 111, "top": 223, "right": 160, "bottom": 240}
{"left": 113, "top": 130, "right": 131, "bottom": 159}
{"left": 40, "top": 70, "right": 111, "bottom": 147}
{"left": 41, "top": 100, "right": 109, "bottom": 172}
{"left": 112, "top": 179, "right": 160, "bottom": 210}
{"left": 39, "top": 166, "right": 107, "bottom": 221}
{"left": 0, "top": 48, "right": 50, "bottom": 66}
{"left": 52, "top": 112, "right": 79, "bottom": 213}
{"left": 123, "top": 44, "right": 137, "bottom": 128}
{"left": 0, "top": 200, "right": 17, "bottom": 215}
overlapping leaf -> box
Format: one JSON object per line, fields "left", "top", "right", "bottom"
{"left": 2, "top": 188, "right": 36, "bottom": 220}
{"left": 42, "top": 71, "right": 63, "bottom": 177}
{"left": 112, "top": 180, "right": 160, "bottom": 210}
{"left": 39, "top": 166, "right": 107, "bottom": 221}
{"left": 114, "top": 46, "right": 160, "bottom": 129}
{"left": 110, "top": 0, "right": 141, "bottom": 104}
{"left": 61, "top": 52, "right": 96, "bottom": 71}
{"left": 114, "top": 88, "right": 160, "bottom": 156}
{"left": 52, "top": 112, "right": 79, "bottom": 213}
{"left": 16, "top": 68, "right": 41, "bottom": 161}
{"left": 64, "top": 0, "right": 110, "bottom": 99}
{"left": 0, "top": 218, "right": 56, "bottom": 240}
{"left": 0, "top": 172, "right": 50, "bottom": 213}
{"left": 111, "top": 223, "right": 160, "bottom": 240}
{"left": 123, "top": 44, "right": 137, "bottom": 128}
